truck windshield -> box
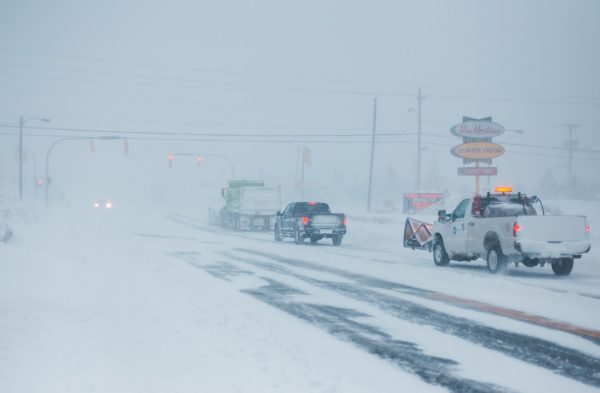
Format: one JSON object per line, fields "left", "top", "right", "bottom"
{"left": 294, "top": 203, "right": 331, "bottom": 214}
{"left": 481, "top": 197, "right": 538, "bottom": 217}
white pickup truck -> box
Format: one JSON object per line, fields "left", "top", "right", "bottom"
{"left": 431, "top": 188, "right": 591, "bottom": 276}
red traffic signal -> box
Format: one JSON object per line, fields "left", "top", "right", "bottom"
{"left": 168, "top": 153, "right": 174, "bottom": 168}
{"left": 196, "top": 155, "right": 204, "bottom": 166}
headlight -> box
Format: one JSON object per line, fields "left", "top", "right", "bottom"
{"left": 105, "top": 202, "right": 113, "bottom": 209}
{"left": 93, "top": 202, "right": 100, "bottom": 208}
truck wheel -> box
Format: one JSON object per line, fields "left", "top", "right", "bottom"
{"left": 486, "top": 246, "right": 507, "bottom": 274}
{"left": 332, "top": 235, "right": 343, "bottom": 246}
{"left": 294, "top": 228, "right": 304, "bottom": 244}
{"left": 551, "top": 258, "right": 573, "bottom": 276}
{"left": 274, "top": 224, "right": 283, "bottom": 242}
{"left": 433, "top": 237, "right": 449, "bottom": 266}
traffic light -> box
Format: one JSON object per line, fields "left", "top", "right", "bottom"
{"left": 303, "top": 147, "right": 311, "bottom": 166}
{"left": 196, "top": 155, "right": 204, "bottom": 167}
{"left": 35, "top": 178, "right": 44, "bottom": 186}
{"left": 168, "top": 153, "right": 174, "bottom": 168}
{"left": 123, "top": 138, "right": 129, "bottom": 155}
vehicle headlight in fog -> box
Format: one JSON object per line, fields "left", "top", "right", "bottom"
{"left": 105, "top": 202, "right": 113, "bottom": 209}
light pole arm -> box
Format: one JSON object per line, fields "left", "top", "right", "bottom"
{"left": 45, "top": 137, "right": 88, "bottom": 207}
{"left": 205, "top": 154, "right": 236, "bottom": 179}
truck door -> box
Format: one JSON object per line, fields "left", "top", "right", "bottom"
{"left": 281, "top": 203, "right": 294, "bottom": 234}
{"left": 446, "top": 199, "right": 470, "bottom": 255}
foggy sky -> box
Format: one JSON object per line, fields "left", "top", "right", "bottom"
{"left": 1, "top": 0, "right": 599, "bottom": 206}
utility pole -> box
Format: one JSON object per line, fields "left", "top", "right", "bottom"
{"left": 416, "top": 87, "right": 424, "bottom": 190}
{"left": 563, "top": 123, "right": 580, "bottom": 183}
{"left": 367, "top": 98, "right": 377, "bottom": 212}
{"left": 301, "top": 147, "right": 306, "bottom": 199}
{"left": 18, "top": 116, "right": 24, "bottom": 200}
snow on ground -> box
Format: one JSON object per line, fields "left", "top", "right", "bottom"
{"left": 1, "top": 197, "right": 599, "bottom": 393}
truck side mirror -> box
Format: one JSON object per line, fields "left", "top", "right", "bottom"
{"left": 437, "top": 210, "right": 447, "bottom": 222}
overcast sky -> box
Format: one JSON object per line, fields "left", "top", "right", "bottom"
{"left": 1, "top": 0, "right": 599, "bottom": 206}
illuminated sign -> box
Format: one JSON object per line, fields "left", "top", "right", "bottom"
{"left": 450, "top": 120, "right": 505, "bottom": 138}
{"left": 451, "top": 142, "right": 505, "bottom": 160}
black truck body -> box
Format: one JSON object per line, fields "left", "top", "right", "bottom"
{"left": 274, "top": 202, "right": 347, "bottom": 246}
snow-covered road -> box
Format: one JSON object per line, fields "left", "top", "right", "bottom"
{"left": 1, "top": 204, "right": 599, "bottom": 393}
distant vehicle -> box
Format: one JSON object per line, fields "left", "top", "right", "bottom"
{"left": 209, "top": 180, "right": 281, "bottom": 231}
{"left": 1, "top": 220, "right": 12, "bottom": 242}
{"left": 425, "top": 187, "right": 591, "bottom": 276}
{"left": 275, "top": 202, "right": 347, "bottom": 246}
{"left": 93, "top": 199, "right": 113, "bottom": 209}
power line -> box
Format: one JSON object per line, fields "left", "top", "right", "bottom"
{"left": 2, "top": 48, "right": 599, "bottom": 103}
{"left": 2, "top": 131, "right": 600, "bottom": 161}
{"left": 3, "top": 124, "right": 599, "bottom": 154}
{"left": 0, "top": 71, "right": 418, "bottom": 97}
{"left": 0, "top": 114, "right": 405, "bottom": 133}
{"left": 1, "top": 88, "right": 397, "bottom": 117}
{"left": 0, "top": 124, "right": 414, "bottom": 138}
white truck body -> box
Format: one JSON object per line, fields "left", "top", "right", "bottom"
{"left": 231, "top": 186, "right": 282, "bottom": 230}
{"left": 238, "top": 187, "right": 281, "bottom": 216}
{"left": 432, "top": 194, "right": 591, "bottom": 274}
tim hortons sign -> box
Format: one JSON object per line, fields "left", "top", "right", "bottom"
{"left": 450, "top": 120, "right": 505, "bottom": 138}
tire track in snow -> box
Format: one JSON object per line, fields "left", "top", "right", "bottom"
{"left": 227, "top": 248, "right": 600, "bottom": 388}
{"left": 172, "top": 251, "right": 510, "bottom": 393}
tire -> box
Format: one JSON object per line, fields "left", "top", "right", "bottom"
{"left": 551, "top": 258, "right": 574, "bottom": 276}
{"left": 274, "top": 224, "right": 283, "bottom": 242}
{"left": 486, "top": 245, "right": 507, "bottom": 274}
{"left": 294, "top": 228, "right": 304, "bottom": 244}
{"left": 433, "top": 237, "right": 450, "bottom": 266}
{"left": 310, "top": 235, "right": 321, "bottom": 244}
{"left": 332, "top": 234, "right": 343, "bottom": 246}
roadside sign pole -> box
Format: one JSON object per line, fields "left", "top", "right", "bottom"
{"left": 475, "top": 161, "right": 480, "bottom": 194}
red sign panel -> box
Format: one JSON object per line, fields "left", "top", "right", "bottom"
{"left": 403, "top": 193, "right": 444, "bottom": 213}
{"left": 458, "top": 167, "right": 497, "bottom": 176}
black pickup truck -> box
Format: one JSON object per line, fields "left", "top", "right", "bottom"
{"left": 274, "top": 202, "right": 347, "bottom": 246}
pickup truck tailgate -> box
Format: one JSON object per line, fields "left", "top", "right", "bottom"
{"left": 312, "top": 215, "right": 343, "bottom": 228}
{"left": 516, "top": 215, "right": 590, "bottom": 257}
{"left": 518, "top": 215, "right": 587, "bottom": 241}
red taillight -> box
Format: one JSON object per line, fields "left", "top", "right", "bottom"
{"left": 513, "top": 222, "right": 521, "bottom": 236}
{"left": 586, "top": 224, "right": 591, "bottom": 233}
{"left": 343, "top": 217, "right": 348, "bottom": 226}
{"left": 302, "top": 216, "right": 309, "bottom": 225}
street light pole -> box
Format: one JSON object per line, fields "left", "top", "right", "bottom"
{"left": 19, "top": 116, "right": 50, "bottom": 200}
{"left": 22, "top": 149, "right": 38, "bottom": 200}
{"left": 18, "top": 116, "right": 23, "bottom": 200}
{"left": 367, "top": 98, "right": 377, "bottom": 212}
{"left": 416, "top": 87, "right": 425, "bottom": 191}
